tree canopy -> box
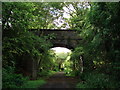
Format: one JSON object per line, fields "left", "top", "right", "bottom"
{"left": 2, "top": 2, "right": 120, "bottom": 88}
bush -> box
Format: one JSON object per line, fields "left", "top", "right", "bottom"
{"left": 71, "top": 70, "right": 80, "bottom": 76}
{"left": 64, "top": 68, "right": 72, "bottom": 76}
{"left": 76, "top": 72, "right": 119, "bottom": 88}
{"left": 2, "top": 67, "right": 28, "bottom": 88}
{"left": 22, "top": 79, "right": 46, "bottom": 88}
{"left": 38, "top": 70, "right": 55, "bottom": 77}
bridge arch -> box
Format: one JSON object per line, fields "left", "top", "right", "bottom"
{"left": 31, "top": 29, "right": 82, "bottom": 50}
{"left": 51, "top": 43, "right": 74, "bottom": 50}
{"left": 23, "top": 29, "right": 82, "bottom": 79}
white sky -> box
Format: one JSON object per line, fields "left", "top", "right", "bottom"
{"left": 53, "top": 4, "right": 75, "bottom": 29}
{"left": 51, "top": 47, "right": 71, "bottom": 53}
{"left": 52, "top": 2, "right": 90, "bottom": 29}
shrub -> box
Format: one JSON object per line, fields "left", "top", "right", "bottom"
{"left": 22, "top": 79, "right": 46, "bottom": 88}
{"left": 76, "top": 72, "right": 119, "bottom": 88}
{"left": 2, "top": 67, "right": 28, "bottom": 88}
{"left": 38, "top": 70, "right": 55, "bottom": 77}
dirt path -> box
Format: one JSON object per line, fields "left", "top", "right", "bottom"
{"left": 39, "top": 72, "right": 79, "bottom": 88}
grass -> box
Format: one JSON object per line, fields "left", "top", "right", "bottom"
{"left": 38, "top": 70, "right": 56, "bottom": 79}
{"left": 22, "top": 71, "right": 56, "bottom": 88}
{"left": 22, "top": 79, "right": 46, "bottom": 88}
{"left": 48, "top": 70, "right": 56, "bottom": 76}
{"left": 21, "top": 70, "right": 57, "bottom": 88}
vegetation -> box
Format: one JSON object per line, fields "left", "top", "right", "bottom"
{"left": 22, "top": 79, "right": 46, "bottom": 88}
{"left": 2, "top": 67, "right": 28, "bottom": 88}
{"left": 2, "top": 2, "right": 56, "bottom": 88}
{"left": 76, "top": 72, "right": 118, "bottom": 88}
{"left": 2, "top": 2, "right": 120, "bottom": 88}
{"left": 69, "top": 2, "right": 120, "bottom": 88}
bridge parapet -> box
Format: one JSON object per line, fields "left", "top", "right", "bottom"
{"left": 30, "top": 29, "right": 82, "bottom": 49}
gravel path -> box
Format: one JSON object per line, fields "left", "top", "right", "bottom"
{"left": 39, "top": 72, "right": 79, "bottom": 88}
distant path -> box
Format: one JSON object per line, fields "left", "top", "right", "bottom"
{"left": 39, "top": 72, "right": 79, "bottom": 88}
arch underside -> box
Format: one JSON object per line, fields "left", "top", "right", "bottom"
{"left": 51, "top": 43, "right": 74, "bottom": 50}
{"left": 32, "top": 29, "right": 82, "bottom": 49}
{"left": 50, "top": 39, "right": 80, "bottom": 50}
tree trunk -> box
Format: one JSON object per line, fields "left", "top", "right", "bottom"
{"left": 80, "top": 55, "right": 83, "bottom": 74}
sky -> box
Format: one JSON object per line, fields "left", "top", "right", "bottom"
{"left": 52, "top": 2, "right": 90, "bottom": 29}
{"left": 53, "top": 4, "right": 75, "bottom": 29}
{"left": 51, "top": 47, "right": 71, "bottom": 53}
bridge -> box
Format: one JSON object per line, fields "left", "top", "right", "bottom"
{"left": 21, "top": 29, "right": 82, "bottom": 79}
{"left": 31, "top": 29, "right": 82, "bottom": 49}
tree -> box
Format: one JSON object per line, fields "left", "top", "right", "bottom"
{"left": 2, "top": 2, "right": 53, "bottom": 78}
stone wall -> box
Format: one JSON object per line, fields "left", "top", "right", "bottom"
{"left": 19, "top": 54, "right": 37, "bottom": 80}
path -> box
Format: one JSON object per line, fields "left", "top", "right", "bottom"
{"left": 39, "top": 72, "right": 79, "bottom": 88}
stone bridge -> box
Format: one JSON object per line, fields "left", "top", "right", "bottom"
{"left": 21, "top": 29, "right": 82, "bottom": 79}
{"left": 31, "top": 29, "right": 82, "bottom": 49}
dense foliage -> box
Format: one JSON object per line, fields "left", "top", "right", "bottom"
{"left": 2, "top": 2, "right": 120, "bottom": 88}
{"left": 2, "top": 2, "right": 55, "bottom": 88}
{"left": 70, "top": 2, "right": 120, "bottom": 88}
{"left": 2, "top": 67, "right": 28, "bottom": 88}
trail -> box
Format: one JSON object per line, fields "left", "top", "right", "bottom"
{"left": 39, "top": 72, "right": 79, "bottom": 88}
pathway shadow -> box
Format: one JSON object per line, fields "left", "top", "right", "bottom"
{"left": 39, "top": 72, "right": 79, "bottom": 88}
